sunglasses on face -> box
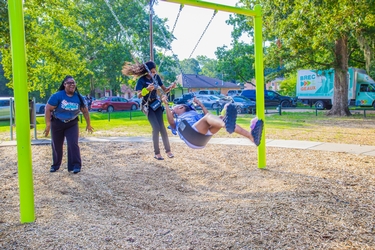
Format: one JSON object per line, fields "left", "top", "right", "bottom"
{"left": 65, "top": 81, "right": 76, "bottom": 85}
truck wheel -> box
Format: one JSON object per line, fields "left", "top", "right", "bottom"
{"left": 315, "top": 100, "right": 325, "bottom": 110}
{"left": 39, "top": 105, "right": 45, "bottom": 114}
{"left": 280, "top": 100, "right": 290, "bottom": 107}
{"left": 236, "top": 105, "right": 242, "bottom": 114}
{"left": 212, "top": 103, "right": 221, "bottom": 110}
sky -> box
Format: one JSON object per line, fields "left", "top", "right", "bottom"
{"left": 153, "top": 0, "right": 251, "bottom": 60}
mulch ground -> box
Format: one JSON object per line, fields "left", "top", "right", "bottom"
{"left": 1, "top": 141, "right": 375, "bottom": 249}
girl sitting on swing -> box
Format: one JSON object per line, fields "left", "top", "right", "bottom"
{"left": 161, "top": 95, "right": 264, "bottom": 149}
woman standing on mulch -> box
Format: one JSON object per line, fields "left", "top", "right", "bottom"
{"left": 122, "top": 61, "right": 176, "bottom": 160}
{"left": 43, "top": 75, "right": 94, "bottom": 174}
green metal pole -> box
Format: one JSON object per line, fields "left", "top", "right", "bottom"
{"left": 160, "top": 0, "right": 266, "bottom": 168}
{"left": 254, "top": 5, "right": 266, "bottom": 168}
{"left": 160, "top": 0, "right": 257, "bottom": 16}
{"left": 8, "top": 0, "right": 35, "bottom": 223}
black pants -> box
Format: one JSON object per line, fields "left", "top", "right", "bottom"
{"left": 147, "top": 107, "right": 171, "bottom": 155}
{"left": 50, "top": 117, "right": 81, "bottom": 171}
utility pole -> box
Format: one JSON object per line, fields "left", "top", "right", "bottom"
{"left": 149, "top": 0, "right": 154, "bottom": 61}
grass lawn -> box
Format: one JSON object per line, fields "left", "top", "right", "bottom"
{"left": 1, "top": 108, "right": 375, "bottom": 145}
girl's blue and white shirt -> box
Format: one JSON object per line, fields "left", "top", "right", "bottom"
{"left": 170, "top": 110, "right": 205, "bottom": 149}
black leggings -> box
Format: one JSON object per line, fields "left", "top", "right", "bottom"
{"left": 147, "top": 107, "right": 171, "bottom": 155}
{"left": 50, "top": 117, "right": 81, "bottom": 171}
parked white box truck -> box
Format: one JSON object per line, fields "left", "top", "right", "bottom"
{"left": 297, "top": 68, "right": 375, "bottom": 109}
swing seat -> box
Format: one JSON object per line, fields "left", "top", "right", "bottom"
{"left": 178, "top": 120, "right": 212, "bottom": 147}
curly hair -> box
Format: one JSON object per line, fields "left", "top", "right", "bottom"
{"left": 121, "top": 61, "right": 156, "bottom": 77}
{"left": 58, "top": 75, "right": 86, "bottom": 108}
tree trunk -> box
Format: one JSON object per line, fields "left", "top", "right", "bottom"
{"left": 327, "top": 36, "right": 351, "bottom": 116}
{"left": 90, "top": 75, "right": 95, "bottom": 98}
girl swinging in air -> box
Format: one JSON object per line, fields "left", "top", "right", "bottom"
{"left": 161, "top": 95, "right": 264, "bottom": 149}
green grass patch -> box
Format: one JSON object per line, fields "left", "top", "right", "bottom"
{"left": 0, "top": 109, "right": 374, "bottom": 138}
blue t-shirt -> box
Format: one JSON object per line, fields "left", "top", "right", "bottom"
{"left": 47, "top": 90, "right": 86, "bottom": 121}
{"left": 135, "top": 74, "right": 163, "bottom": 105}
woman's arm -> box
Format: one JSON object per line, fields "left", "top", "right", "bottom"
{"left": 161, "top": 82, "right": 177, "bottom": 94}
{"left": 80, "top": 106, "right": 94, "bottom": 133}
{"left": 138, "top": 83, "right": 155, "bottom": 98}
{"left": 43, "top": 103, "right": 56, "bottom": 137}
{"left": 162, "top": 95, "right": 176, "bottom": 129}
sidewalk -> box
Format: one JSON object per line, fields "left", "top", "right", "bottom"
{"left": 1, "top": 137, "right": 375, "bottom": 157}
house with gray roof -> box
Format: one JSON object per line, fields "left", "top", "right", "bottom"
{"left": 172, "top": 74, "right": 241, "bottom": 98}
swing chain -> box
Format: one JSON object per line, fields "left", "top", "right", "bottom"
{"left": 171, "top": 4, "right": 184, "bottom": 34}
{"left": 156, "top": 17, "right": 190, "bottom": 90}
{"left": 188, "top": 10, "right": 218, "bottom": 59}
{"left": 149, "top": 3, "right": 190, "bottom": 90}
{"left": 103, "top": 0, "right": 143, "bottom": 62}
{"left": 157, "top": 3, "right": 183, "bottom": 70}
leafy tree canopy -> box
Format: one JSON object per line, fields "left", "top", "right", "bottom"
{"left": 1, "top": 0, "right": 175, "bottom": 99}
{"left": 233, "top": 0, "right": 375, "bottom": 115}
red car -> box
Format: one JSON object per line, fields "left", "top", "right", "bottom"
{"left": 91, "top": 96, "right": 139, "bottom": 112}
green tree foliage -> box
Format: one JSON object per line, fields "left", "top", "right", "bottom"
{"left": 278, "top": 73, "right": 296, "bottom": 97}
{"left": 238, "top": 0, "right": 375, "bottom": 116}
{"left": 196, "top": 55, "right": 220, "bottom": 79}
{"left": 0, "top": 62, "right": 13, "bottom": 97}
{"left": 1, "top": 0, "right": 175, "bottom": 98}
{"left": 0, "top": 1, "right": 9, "bottom": 48}
{"left": 1, "top": 0, "right": 90, "bottom": 97}
{"left": 215, "top": 42, "right": 255, "bottom": 84}
{"left": 180, "top": 58, "right": 201, "bottom": 74}
{"left": 154, "top": 51, "right": 179, "bottom": 86}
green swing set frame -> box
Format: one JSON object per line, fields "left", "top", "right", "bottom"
{"left": 7, "top": 0, "right": 266, "bottom": 223}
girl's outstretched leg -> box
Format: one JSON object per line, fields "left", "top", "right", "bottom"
{"left": 233, "top": 117, "right": 264, "bottom": 146}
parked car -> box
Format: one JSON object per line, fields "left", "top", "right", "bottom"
{"left": 129, "top": 97, "right": 142, "bottom": 107}
{"left": 91, "top": 96, "right": 139, "bottom": 112}
{"left": 231, "top": 96, "right": 256, "bottom": 114}
{"left": 35, "top": 103, "right": 46, "bottom": 114}
{"left": 194, "top": 95, "right": 222, "bottom": 110}
{"left": 227, "top": 89, "right": 242, "bottom": 97}
{"left": 0, "top": 97, "right": 12, "bottom": 120}
{"left": 197, "top": 90, "right": 221, "bottom": 96}
{"left": 173, "top": 93, "right": 195, "bottom": 104}
{"left": 241, "top": 89, "right": 296, "bottom": 107}
{"left": 0, "top": 97, "right": 43, "bottom": 120}
{"left": 218, "top": 96, "right": 255, "bottom": 114}
{"left": 218, "top": 96, "right": 233, "bottom": 106}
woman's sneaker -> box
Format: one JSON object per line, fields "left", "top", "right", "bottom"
{"left": 73, "top": 167, "right": 81, "bottom": 174}
{"left": 50, "top": 166, "right": 59, "bottom": 172}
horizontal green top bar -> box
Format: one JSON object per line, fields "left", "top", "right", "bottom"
{"left": 160, "top": 0, "right": 260, "bottom": 17}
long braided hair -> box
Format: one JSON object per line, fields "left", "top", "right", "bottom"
{"left": 121, "top": 61, "right": 156, "bottom": 77}
{"left": 58, "top": 75, "right": 86, "bottom": 108}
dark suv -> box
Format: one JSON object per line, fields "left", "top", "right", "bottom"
{"left": 173, "top": 93, "right": 195, "bottom": 104}
{"left": 241, "top": 89, "right": 296, "bottom": 107}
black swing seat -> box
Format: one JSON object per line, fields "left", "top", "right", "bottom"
{"left": 177, "top": 120, "right": 212, "bottom": 147}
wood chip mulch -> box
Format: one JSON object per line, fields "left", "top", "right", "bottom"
{"left": 1, "top": 141, "right": 375, "bottom": 249}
